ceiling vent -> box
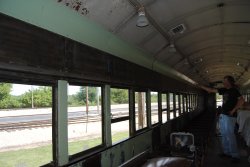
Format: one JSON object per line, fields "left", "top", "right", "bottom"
{"left": 168, "top": 24, "right": 186, "bottom": 36}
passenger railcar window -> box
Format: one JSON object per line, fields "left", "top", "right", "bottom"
{"left": 179, "top": 94, "right": 183, "bottom": 115}
{"left": 190, "top": 94, "right": 193, "bottom": 111}
{"left": 187, "top": 94, "right": 191, "bottom": 112}
{"left": 67, "top": 85, "right": 102, "bottom": 155}
{"left": 135, "top": 92, "right": 147, "bottom": 130}
{"left": 182, "top": 94, "right": 185, "bottom": 113}
{"left": 184, "top": 94, "right": 188, "bottom": 113}
{"left": 110, "top": 88, "right": 129, "bottom": 144}
{"left": 161, "top": 94, "right": 167, "bottom": 123}
{"left": 0, "top": 83, "right": 53, "bottom": 167}
{"left": 192, "top": 94, "right": 195, "bottom": 111}
{"left": 194, "top": 94, "right": 198, "bottom": 109}
{"left": 175, "top": 94, "right": 179, "bottom": 117}
{"left": 150, "top": 92, "right": 159, "bottom": 125}
{"left": 169, "top": 93, "right": 174, "bottom": 119}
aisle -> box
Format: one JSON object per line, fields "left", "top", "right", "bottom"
{"left": 203, "top": 134, "right": 249, "bottom": 167}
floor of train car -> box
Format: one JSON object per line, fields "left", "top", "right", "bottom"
{"left": 203, "top": 128, "right": 250, "bottom": 167}
{"left": 152, "top": 112, "right": 250, "bottom": 167}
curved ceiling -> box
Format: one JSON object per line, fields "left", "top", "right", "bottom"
{"left": 1, "top": 0, "right": 250, "bottom": 88}
{"left": 55, "top": 0, "right": 250, "bottom": 87}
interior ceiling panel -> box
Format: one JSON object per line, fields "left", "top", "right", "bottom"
{"left": 157, "top": 0, "right": 218, "bottom": 18}
{"left": 176, "top": 26, "right": 222, "bottom": 49}
{"left": 224, "top": 5, "right": 250, "bottom": 22}
{"left": 184, "top": 8, "right": 221, "bottom": 30}
{"left": 57, "top": 0, "right": 135, "bottom": 32}
{"left": 58, "top": 0, "right": 250, "bottom": 87}
{"left": 143, "top": 1, "right": 177, "bottom": 25}
{"left": 157, "top": 52, "right": 183, "bottom": 66}
{"left": 140, "top": 33, "right": 167, "bottom": 54}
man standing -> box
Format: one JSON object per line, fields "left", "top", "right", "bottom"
{"left": 198, "top": 75, "right": 244, "bottom": 163}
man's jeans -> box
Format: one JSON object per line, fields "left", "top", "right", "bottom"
{"left": 219, "top": 114, "right": 240, "bottom": 158}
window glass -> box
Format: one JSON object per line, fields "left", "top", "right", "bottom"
{"left": 191, "top": 94, "right": 194, "bottom": 111}
{"left": 183, "top": 95, "right": 186, "bottom": 113}
{"left": 180, "top": 94, "right": 183, "bottom": 115}
{"left": 111, "top": 88, "right": 129, "bottom": 118}
{"left": 110, "top": 88, "right": 129, "bottom": 144}
{"left": 162, "top": 94, "right": 167, "bottom": 109}
{"left": 195, "top": 94, "right": 198, "bottom": 108}
{"left": 161, "top": 94, "right": 167, "bottom": 123}
{"left": 68, "top": 85, "right": 102, "bottom": 155}
{"left": 111, "top": 120, "right": 129, "bottom": 144}
{"left": 175, "top": 94, "right": 179, "bottom": 117}
{"left": 169, "top": 93, "right": 174, "bottom": 119}
{"left": 151, "top": 92, "right": 159, "bottom": 125}
{"left": 187, "top": 94, "right": 190, "bottom": 112}
{"left": 0, "top": 83, "right": 52, "bottom": 167}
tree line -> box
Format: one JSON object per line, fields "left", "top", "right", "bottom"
{"left": 0, "top": 83, "right": 52, "bottom": 109}
{"left": 0, "top": 84, "right": 143, "bottom": 109}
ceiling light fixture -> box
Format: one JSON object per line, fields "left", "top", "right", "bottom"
{"left": 169, "top": 43, "right": 176, "bottom": 53}
{"left": 194, "top": 58, "right": 203, "bottom": 64}
{"left": 136, "top": 7, "right": 149, "bottom": 27}
{"left": 248, "top": 40, "right": 250, "bottom": 45}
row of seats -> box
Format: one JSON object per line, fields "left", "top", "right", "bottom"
{"left": 120, "top": 111, "right": 216, "bottom": 167}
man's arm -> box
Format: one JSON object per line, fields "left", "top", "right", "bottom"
{"left": 197, "top": 84, "right": 218, "bottom": 93}
{"left": 229, "top": 96, "right": 245, "bottom": 116}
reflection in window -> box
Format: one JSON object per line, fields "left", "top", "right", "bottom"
{"left": 135, "top": 92, "right": 147, "bottom": 130}
{"left": 68, "top": 85, "right": 102, "bottom": 155}
{"left": 151, "top": 92, "right": 159, "bottom": 125}
{"left": 111, "top": 88, "right": 129, "bottom": 144}
{"left": 0, "top": 83, "right": 52, "bottom": 167}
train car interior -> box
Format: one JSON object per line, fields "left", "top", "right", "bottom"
{"left": 0, "top": 0, "right": 250, "bottom": 167}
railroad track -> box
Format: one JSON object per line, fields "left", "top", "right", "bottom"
{"left": 0, "top": 115, "right": 102, "bottom": 131}
{"left": 0, "top": 110, "right": 159, "bottom": 131}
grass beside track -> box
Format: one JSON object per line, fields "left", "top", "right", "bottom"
{"left": 0, "top": 131, "right": 128, "bottom": 167}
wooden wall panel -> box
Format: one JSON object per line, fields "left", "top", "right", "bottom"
{"left": 0, "top": 14, "right": 197, "bottom": 93}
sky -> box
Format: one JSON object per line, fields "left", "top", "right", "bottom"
{"left": 10, "top": 84, "right": 80, "bottom": 96}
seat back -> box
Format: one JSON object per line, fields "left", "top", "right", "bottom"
{"left": 170, "top": 132, "right": 195, "bottom": 158}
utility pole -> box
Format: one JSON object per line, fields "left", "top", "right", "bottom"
{"left": 97, "top": 88, "right": 99, "bottom": 114}
{"left": 85, "top": 86, "right": 89, "bottom": 133}
{"left": 31, "top": 85, "right": 34, "bottom": 108}
{"left": 138, "top": 92, "right": 145, "bottom": 129}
